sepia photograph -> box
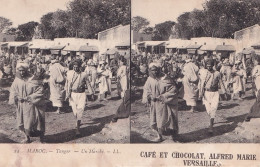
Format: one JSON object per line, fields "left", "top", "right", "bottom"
{"left": 1, "top": 0, "right": 260, "bottom": 166}
{"left": 0, "top": 0, "right": 130, "bottom": 144}
{"left": 131, "top": 0, "right": 260, "bottom": 143}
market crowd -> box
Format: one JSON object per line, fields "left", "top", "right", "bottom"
{"left": 131, "top": 51, "right": 260, "bottom": 142}
{"left": 0, "top": 51, "right": 130, "bottom": 143}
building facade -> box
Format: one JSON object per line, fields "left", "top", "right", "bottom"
{"left": 0, "top": 33, "right": 15, "bottom": 42}
{"left": 98, "top": 24, "right": 130, "bottom": 53}
{"left": 234, "top": 24, "right": 260, "bottom": 52}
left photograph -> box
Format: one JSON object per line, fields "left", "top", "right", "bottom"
{"left": 0, "top": 0, "right": 130, "bottom": 143}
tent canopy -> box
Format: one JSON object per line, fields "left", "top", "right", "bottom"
{"left": 145, "top": 41, "right": 165, "bottom": 46}
{"left": 8, "top": 42, "right": 29, "bottom": 47}
{"left": 186, "top": 44, "right": 202, "bottom": 49}
{"left": 104, "top": 48, "right": 118, "bottom": 55}
{"left": 252, "top": 42, "right": 260, "bottom": 48}
{"left": 177, "top": 44, "right": 189, "bottom": 49}
{"left": 115, "top": 41, "right": 130, "bottom": 47}
{"left": 242, "top": 47, "right": 255, "bottom": 55}
{"left": 29, "top": 41, "right": 54, "bottom": 50}
{"left": 79, "top": 45, "right": 99, "bottom": 52}
{"left": 63, "top": 45, "right": 81, "bottom": 51}
{"left": 50, "top": 45, "right": 66, "bottom": 50}
{"left": 166, "top": 43, "right": 178, "bottom": 49}
{"left": 0, "top": 42, "right": 8, "bottom": 47}
{"left": 215, "top": 45, "right": 235, "bottom": 51}
{"left": 51, "top": 50, "right": 60, "bottom": 54}
{"left": 200, "top": 44, "right": 217, "bottom": 51}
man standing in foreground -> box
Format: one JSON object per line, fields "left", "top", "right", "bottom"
{"left": 65, "top": 61, "right": 94, "bottom": 136}
{"left": 143, "top": 63, "right": 179, "bottom": 142}
{"left": 199, "top": 59, "right": 227, "bottom": 134}
{"left": 48, "top": 57, "right": 67, "bottom": 114}
{"left": 182, "top": 54, "right": 199, "bottom": 112}
{"left": 9, "top": 63, "right": 46, "bottom": 143}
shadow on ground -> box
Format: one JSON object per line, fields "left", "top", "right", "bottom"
{"left": 44, "top": 115, "right": 114, "bottom": 143}
{"left": 0, "top": 89, "right": 9, "bottom": 102}
{"left": 0, "top": 133, "right": 17, "bottom": 143}
{"left": 175, "top": 114, "right": 247, "bottom": 143}
{"left": 130, "top": 131, "right": 159, "bottom": 143}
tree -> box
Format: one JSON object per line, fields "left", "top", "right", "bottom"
{"left": 143, "top": 27, "right": 153, "bottom": 34}
{"left": 131, "top": 16, "right": 150, "bottom": 32}
{"left": 152, "top": 21, "right": 175, "bottom": 41}
{"left": 174, "top": 0, "right": 260, "bottom": 39}
{"left": 51, "top": 10, "right": 70, "bottom": 38}
{"left": 0, "top": 17, "right": 12, "bottom": 33}
{"left": 175, "top": 12, "right": 193, "bottom": 39}
{"left": 32, "top": 26, "right": 42, "bottom": 39}
{"left": 16, "top": 21, "right": 39, "bottom": 41}
{"left": 39, "top": 12, "right": 56, "bottom": 39}
{"left": 68, "top": 0, "right": 130, "bottom": 38}
{"left": 3, "top": 27, "right": 17, "bottom": 35}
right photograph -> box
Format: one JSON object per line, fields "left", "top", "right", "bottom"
{"left": 130, "top": 0, "right": 260, "bottom": 143}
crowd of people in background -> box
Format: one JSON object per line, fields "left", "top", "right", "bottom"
{"left": 0, "top": 50, "right": 130, "bottom": 143}
{"left": 131, "top": 51, "right": 260, "bottom": 142}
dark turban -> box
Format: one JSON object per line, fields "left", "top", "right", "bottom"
{"left": 206, "top": 59, "right": 214, "bottom": 66}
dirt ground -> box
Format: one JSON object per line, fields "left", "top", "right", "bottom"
{"left": 0, "top": 82, "right": 130, "bottom": 143}
{"left": 131, "top": 83, "right": 256, "bottom": 143}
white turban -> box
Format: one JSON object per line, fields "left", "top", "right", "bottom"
{"left": 235, "top": 60, "right": 241, "bottom": 65}
{"left": 99, "top": 60, "right": 105, "bottom": 65}
{"left": 16, "top": 62, "right": 29, "bottom": 70}
{"left": 149, "top": 62, "right": 160, "bottom": 69}
{"left": 87, "top": 59, "right": 95, "bottom": 66}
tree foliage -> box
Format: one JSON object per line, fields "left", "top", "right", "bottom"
{"left": 152, "top": 21, "right": 175, "bottom": 41}
{"left": 38, "top": 0, "right": 130, "bottom": 39}
{"left": 132, "top": 16, "right": 150, "bottom": 32}
{"left": 32, "top": 26, "right": 43, "bottom": 39}
{"left": 16, "top": 21, "right": 39, "bottom": 41}
{"left": 0, "top": 17, "right": 12, "bottom": 33}
{"left": 175, "top": 0, "right": 260, "bottom": 39}
{"left": 39, "top": 12, "right": 56, "bottom": 39}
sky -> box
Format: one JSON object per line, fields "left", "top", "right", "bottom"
{"left": 0, "top": 0, "right": 70, "bottom": 27}
{"left": 132, "top": 0, "right": 206, "bottom": 26}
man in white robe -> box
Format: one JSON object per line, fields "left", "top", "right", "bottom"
{"left": 48, "top": 59, "right": 68, "bottom": 114}
{"left": 182, "top": 55, "right": 199, "bottom": 112}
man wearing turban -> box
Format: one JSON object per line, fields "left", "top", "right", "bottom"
{"left": 65, "top": 60, "right": 94, "bottom": 136}
{"left": 199, "top": 59, "right": 227, "bottom": 134}
{"left": 9, "top": 63, "right": 46, "bottom": 143}
{"left": 142, "top": 63, "right": 179, "bottom": 142}
{"left": 182, "top": 55, "right": 199, "bottom": 112}
{"left": 48, "top": 56, "right": 68, "bottom": 114}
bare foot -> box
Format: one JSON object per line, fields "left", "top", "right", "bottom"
{"left": 21, "top": 138, "right": 30, "bottom": 144}
{"left": 75, "top": 129, "right": 81, "bottom": 137}
{"left": 151, "top": 136, "right": 163, "bottom": 143}
{"left": 208, "top": 127, "right": 213, "bottom": 134}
